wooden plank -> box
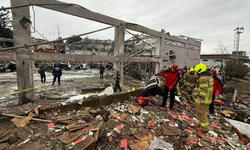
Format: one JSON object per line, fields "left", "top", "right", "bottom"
{"left": 72, "top": 135, "right": 95, "bottom": 150}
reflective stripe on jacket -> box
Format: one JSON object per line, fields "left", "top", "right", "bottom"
{"left": 192, "top": 71, "right": 213, "bottom": 104}
{"left": 184, "top": 73, "right": 197, "bottom": 87}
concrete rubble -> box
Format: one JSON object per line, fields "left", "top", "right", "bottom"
{"left": 0, "top": 94, "right": 249, "bottom": 150}
{"left": 0, "top": 71, "right": 250, "bottom": 149}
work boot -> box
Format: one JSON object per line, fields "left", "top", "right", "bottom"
{"left": 160, "top": 103, "right": 166, "bottom": 107}
{"left": 196, "top": 127, "right": 209, "bottom": 132}
{"left": 209, "top": 111, "right": 215, "bottom": 114}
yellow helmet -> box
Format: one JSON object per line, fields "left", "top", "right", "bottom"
{"left": 194, "top": 64, "right": 206, "bottom": 74}
{"left": 190, "top": 67, "right": 194, "bottom": 72}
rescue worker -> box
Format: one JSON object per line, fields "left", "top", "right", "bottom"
{"left": 114, "top": 70, "right": 122, "bottom": 92}
{"left": 209, "top": 69, "right": 223, "bottom": 114}
{"left": 176, "top": 69, "right": 183, "bottom": 99}
{"left": 154, "top": 63, "right": 180, "bottom": 110}
{"left": 52, "top": 65, "right": 62, "bottom": 86}
{"left": 183, "top": 67, "right": 197, "bottom": 101}
{"left": 192, "top": 64, "right": 213, "bottom": 132}
{"left": 38, "top": 67, "right": 46, "bottom": 83}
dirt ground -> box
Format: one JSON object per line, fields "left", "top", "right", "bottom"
{"left": 0, "top": 69, "right": 146, "bottom": 115}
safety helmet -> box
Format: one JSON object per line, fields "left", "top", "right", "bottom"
{"left": 189, "top": 67, "right": 194, "bottom": 72}
{"left": 210, "top": 69, "right": 216, "bottom": 75}
{"left": 194, "top": 64, "right": 206, "bottom": 74}
{"left": 171, "top": 64, "right": 178, "bottom": 70}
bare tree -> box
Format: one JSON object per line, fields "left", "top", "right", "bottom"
{"left": 51, "top": 23, "right": 61, "bottom": 40}
{"left": 214, "top": 41, "right": 231, "bottom": 84}
{"left": 214, "top": 41, "right": 230, "bottom": 54}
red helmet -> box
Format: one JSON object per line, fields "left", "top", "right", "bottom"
{"left": 210, "top": 69, "right": 216, "bottom": 75}
{"left": 171, "top": 64, "right": 178, "bottom": 70}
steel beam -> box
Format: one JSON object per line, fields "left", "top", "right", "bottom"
{"left": 126, "top": 23, "right": 162, "bottom": 38}
{"left": 31, "top": 53, "right": 120, "bottom": 62}
{"left": 10, "top": 0, "right": 164, "bottom": 37}
{"left": 0, "top": 52, "right": 16, "bottom": 61}
{"left": 21, "top": 0, "right": 123, "bottom": 25}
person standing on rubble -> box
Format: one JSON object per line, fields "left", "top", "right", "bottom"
{"left": 52, "top": 64, "right": 62, "bottom": 86}
{"left": 38, "top": 66, "right": 46, "bottom": 83}
{"left": 99, "top": 64, "right": 105, "bottom": 79}
{"left": 114, "top": 70, "right": 122, "bottom": 92}
{"left": 209, "top": 69, "right": 223, "bottom": 114}
{"left": 183, "top": 67, "right": 197, "bottom": 101}
{"left": 154, "top": 63, "right": 180, "bottom": 110}
{"left": 192, "top": 64, "right": 213, "bottom": 132}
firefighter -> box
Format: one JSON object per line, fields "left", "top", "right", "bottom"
{"left": 176, "top": 69, "right": 183, "bottom": 99}
{"left": 209, "top": 69, "right": 223, "bottom": 114}
{"left": 192, "top": 64, "right": 213, "bottom": 132}
{"left": 154, "top": 63, "right": 180, "bottom": 110}
{"left": 52, "top": 65, "right": 62, "bottom": 86}
{"left": 183, "top": 67, "right": 197, "bottom": 101}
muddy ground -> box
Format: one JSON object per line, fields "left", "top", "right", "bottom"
{"left": 0, "top": 69, "right": 146, "bottom": 115}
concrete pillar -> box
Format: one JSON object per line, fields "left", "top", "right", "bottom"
{"left": 11, "top": 0, "right": 34, "bottom": 104}
{"left": 155, "top": 31, "right": 165, "bottom": 73}
{"left": 114, "top": 24, "right": 125, "bottom": 86}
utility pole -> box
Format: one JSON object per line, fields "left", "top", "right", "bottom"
{"left": 233, "top": 27, "right": 244, "bottom": 60}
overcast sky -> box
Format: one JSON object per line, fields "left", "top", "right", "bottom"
{"left": 1, "top": 0, "right": 250, "bottom": 55}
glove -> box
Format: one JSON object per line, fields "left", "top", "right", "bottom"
{"left": 169, "top": 86, "right": 173, "bottom": 91}
{"left": 154, "top": 74, "right": 157, "bottom": 76}
{"left": 219, "top": 95, "right": 223, "bottom": 99}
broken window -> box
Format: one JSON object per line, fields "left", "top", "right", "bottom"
{"left": 165, "top": 39, "right": 185, "bottom": 48}
{"left": 187, "top": 44, "right": 200, "bottom": 50}
{"left": 169, "top": 50, "right": 176, "bottom": 59}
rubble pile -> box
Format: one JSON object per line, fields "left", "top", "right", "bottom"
{"left": 0, "top": 96, "right": 249, "bottom": 150}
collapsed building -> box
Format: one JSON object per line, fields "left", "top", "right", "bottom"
{"left": 0, "top": 0, "right": 249, "bottom": 150}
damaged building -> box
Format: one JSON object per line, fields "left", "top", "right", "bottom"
{"left": 0, "top": 0, "right": 250, "bottom": 150}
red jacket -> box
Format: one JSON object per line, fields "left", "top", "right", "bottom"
{"left": 213, "top": 76, "right": 223, "bottom": 95}
{"left": 155, "top": 69, "right": 180, "bottom": 88}
{"left": 178, "top": 70, "right": 183, "bottom": 77}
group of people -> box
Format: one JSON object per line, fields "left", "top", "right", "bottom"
{"left": 38, "top": 63, "right": 122, "bottom": 93}
{"left": 38, "top": 64, "right": 62, "bottom": 86}
{"left": 154, "top": 63, "right": 223, "bottom": 132}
